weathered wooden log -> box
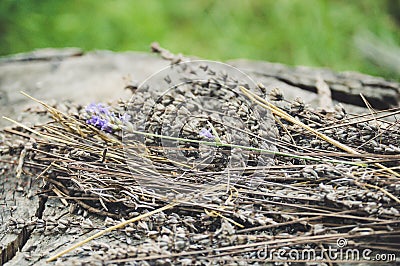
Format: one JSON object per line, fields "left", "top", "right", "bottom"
{"left": 1, "top": 48, "right": 399, "bottom": 265}
{"left": 227, "top": 59, "right": 399, "bottom": 109}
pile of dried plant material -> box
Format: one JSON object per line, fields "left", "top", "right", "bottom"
{"left": 2, "top": 59, "right": 400, "bottom": 265}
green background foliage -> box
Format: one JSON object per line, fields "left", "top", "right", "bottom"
{"left": 1, "top": 0, "right": 399, "bottom": 79}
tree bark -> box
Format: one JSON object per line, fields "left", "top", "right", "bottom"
{"left": 1, "top": 48, "right": 399, "bottom": 265}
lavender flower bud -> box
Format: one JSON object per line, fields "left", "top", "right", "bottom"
{"left": 84, "top": 103, "right": 130, "bottom": 133}
{"left": 199, "top": 128, "right": 214, "bottom": 139}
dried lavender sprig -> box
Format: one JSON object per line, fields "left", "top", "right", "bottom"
{"left": 123, "top": 126, "right": 367, "bottom": 167}
{"left": 84, "top": 103, "right": 130, "bottom": 133}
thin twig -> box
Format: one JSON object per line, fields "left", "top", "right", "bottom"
{"left": 46, "top": 202, "right": 178, "bottom": 262}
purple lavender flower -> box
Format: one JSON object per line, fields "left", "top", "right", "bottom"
{"left": 199, "top": 128, "right": 214, "bottom": 139}
{"left": 84, "top": 103, "right": 130, "bottom": 133}
{"left": 86, "top": 103, "right": 110, "bottom": 115}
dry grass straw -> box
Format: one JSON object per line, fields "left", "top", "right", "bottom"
{"left": 2, "top": 90, "right": 399, "bottom": 263}
{"left": 46, "top": 202, "right": 178, "bottom": 262}
{"left": 239, "top": 86, "right": 399, "bottom": 177}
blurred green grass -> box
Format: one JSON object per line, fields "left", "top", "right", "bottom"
{"left": 1, "top": 0, "right": 399, "bottom": 79}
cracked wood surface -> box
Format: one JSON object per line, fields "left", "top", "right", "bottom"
{"left": 0, "top": 48, "right": 399, "bottom": 265}
{"left": 227, "top": 59, "right": 399, "bottom": 110}
{"left": 0, "top": 173, "right": 38, "bottom": 265}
